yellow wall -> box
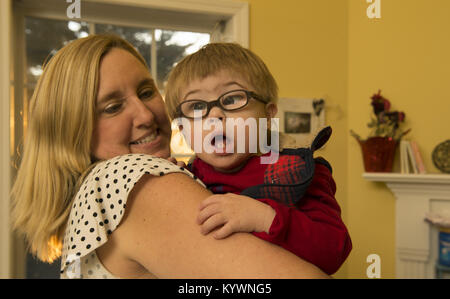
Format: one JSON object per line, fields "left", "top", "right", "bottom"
{"left": 347, "top": 0, "right": 450, "bottom": 278}
{"left": 243, "top": 0, "right": 450, "bottom": 278}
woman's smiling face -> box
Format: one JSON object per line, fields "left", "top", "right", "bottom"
{"left": 91, "top": 48, "right": 172, "bottom": 160}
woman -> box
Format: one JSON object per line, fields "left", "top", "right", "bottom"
{"left": 11, "top": 34, "right": 328, "bottom": 278}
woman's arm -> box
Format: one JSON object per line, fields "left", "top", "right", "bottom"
{"left": 108, "top": 172, "right": 329, "bottom": 278}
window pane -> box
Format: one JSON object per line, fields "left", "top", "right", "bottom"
{"left": 156, "top": 30, "right": 210, "bottom": 90}
{"left": 25, "top": 17, "right": 89, "bottom": 84}
{"left": 95, "top": 24, "right": 152, "bottom": 71}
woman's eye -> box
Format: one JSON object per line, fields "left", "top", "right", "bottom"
{"left": 139, "top": 89, "right": 154, "bottom": 100}
{"left": 103, "top": 103, "right": 122, "bottom": 114}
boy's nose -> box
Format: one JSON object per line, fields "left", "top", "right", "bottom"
{"left": 207, "top": 106, "right": 225, "bottom": 120}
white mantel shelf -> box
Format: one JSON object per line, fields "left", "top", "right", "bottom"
{"left": 363, "top": 172, "right": 450, "bottom": 279}
{"left": 363, "top": 172, "right": 450, "bottom": 185}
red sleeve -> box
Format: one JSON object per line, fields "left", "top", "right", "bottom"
{"left": 252, "top": 163, "right": 352, "bottom": 275}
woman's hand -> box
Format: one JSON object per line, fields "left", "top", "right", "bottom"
{"left": 197, "top": 193, "right": 276, "bottom": 239}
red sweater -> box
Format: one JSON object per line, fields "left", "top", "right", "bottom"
{"left": 190, "top": 155, "right": 352, "bottom": 275}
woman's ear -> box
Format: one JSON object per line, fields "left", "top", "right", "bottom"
{"left": 265, "top": 103, "right": 278, "bottom": 118}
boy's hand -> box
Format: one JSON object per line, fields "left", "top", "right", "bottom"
{"left": 197, "top": 193, "right": 276, "bottom": 239}
{"left": 166, "top": 157, "right": 186, "bottom": 168}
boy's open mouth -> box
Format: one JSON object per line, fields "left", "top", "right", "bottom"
{"left": 209, "top": 132, "right": 233, "bottom": 154}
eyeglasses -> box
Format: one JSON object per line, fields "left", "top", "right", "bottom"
{"left": 175, "top": 89, "right": 268, "bottom": 119}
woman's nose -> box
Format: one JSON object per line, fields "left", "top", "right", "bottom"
{"left": 132, "top": 97, "right": 155, "bottom": 128}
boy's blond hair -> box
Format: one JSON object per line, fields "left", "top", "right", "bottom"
{"left": 165, "top": 43, "right": 278, "bottom": 120}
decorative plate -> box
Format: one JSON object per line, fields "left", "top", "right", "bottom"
{"left": 432, "top": 140, "right": 450, "bottom": 173}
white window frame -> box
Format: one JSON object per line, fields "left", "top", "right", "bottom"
{"left": 0, "top": 0, "right": 12, "bottom": 280}
{"left": 0, "top": 0, "right": 248, "bottom": 278}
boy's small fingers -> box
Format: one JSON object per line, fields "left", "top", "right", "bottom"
{"left": 213, "top": 224, "right": 233, "bottom": 239}
{"left": 200, "top": 214, "right": 225, "bottom": 235}
{"left": 197, "top": 204, "right": 221, "bottom": 225}
{"left": 199, "top": 195, "right": 221, "bottom": 210}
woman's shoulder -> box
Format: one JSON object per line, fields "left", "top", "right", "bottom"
{"left": 94, "top": 154, "right": 195, "bottom": 178}
{"left": 60, "top": 154, "right": 203, "bottom": 277}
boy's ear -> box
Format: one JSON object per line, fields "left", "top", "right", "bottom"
{"left": 265, "top": 103, "right": 278, "bottom": 118}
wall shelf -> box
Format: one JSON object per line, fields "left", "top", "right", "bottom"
{"left": 363, "top": 172, "right": 450, "bottom": 185}
{"left": 362, "top": 172, "right": 450, "bottom": 278}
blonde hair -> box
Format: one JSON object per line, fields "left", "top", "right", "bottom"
{"left": 11, "top": 34, "right": 148, "bottom": 262}
{"left": 165, "top": 42, "right": 278, "bottom": 120}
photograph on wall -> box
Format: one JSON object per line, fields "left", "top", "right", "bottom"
{"left": 276, "top": 98, "right": 326, "bottom": 146}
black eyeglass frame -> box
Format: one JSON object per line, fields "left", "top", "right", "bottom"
{"left": 175, "top": 89, "right": 268, "bottom": 119}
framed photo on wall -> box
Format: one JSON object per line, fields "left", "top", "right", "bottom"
{"left": 275, "top": 98, "right": 326, "bottom": 146}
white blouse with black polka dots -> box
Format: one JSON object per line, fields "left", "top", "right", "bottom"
{"left": 60, "top": 154, "right": 204, "bottom": 279}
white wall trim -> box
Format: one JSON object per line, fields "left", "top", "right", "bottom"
{"left": 16, "top": 0, "right": 249, "bottom": 47}
{"left": 0, "top": 0, "right": 12, "bottom": 279}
